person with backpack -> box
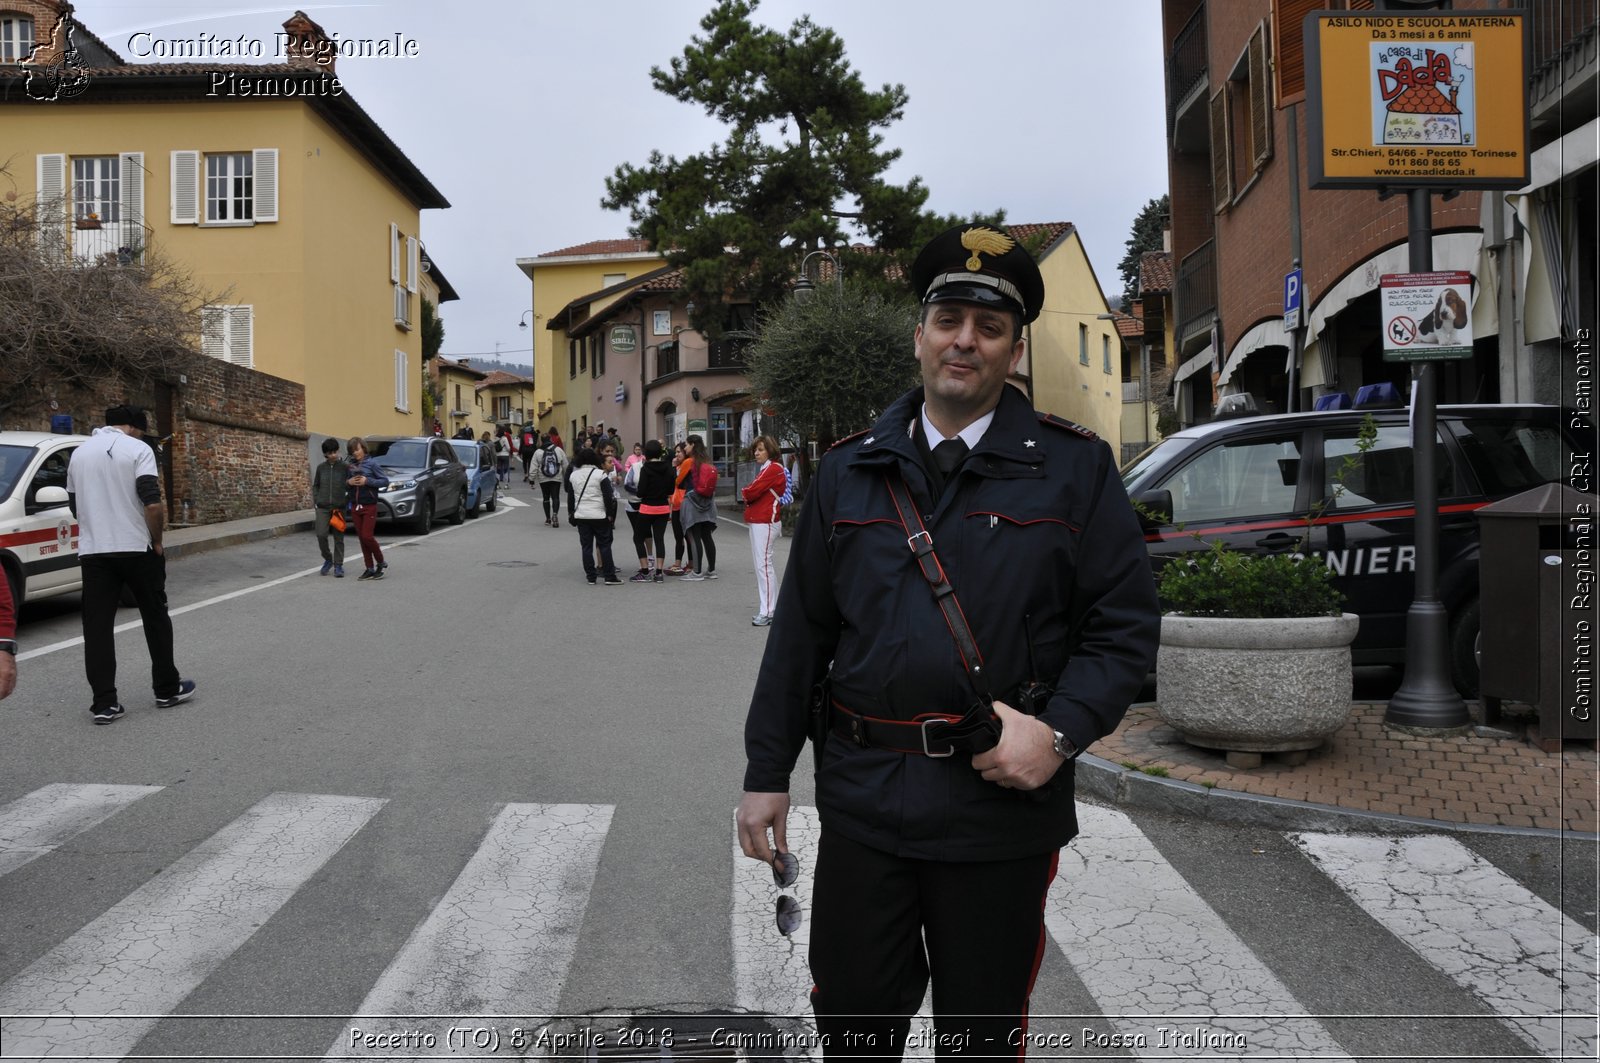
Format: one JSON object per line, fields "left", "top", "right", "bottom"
{"left": 627, "top": 440, "right": 676, "bottom": 583}
{"left": 678, "top": 434, "right": 719, "bottom": 581}
{"left": 740, "top": 435, "right": 788, "bottom": 626}
{"left": 534, "top": 435, "right": 567, "bottom": 527}
{"left": 667, "top": 441, "right": 693, "bottom": 574}
{"left": 520, "top": 426, "right": 538, "bottom": 482}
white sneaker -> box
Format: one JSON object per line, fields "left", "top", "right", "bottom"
{"left": 752, "top": 614, "right": 773, "bottom": 627}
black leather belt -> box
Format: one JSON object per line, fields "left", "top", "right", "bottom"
{"left": 830, "top": 700, "right": 1000, "bottom": 758}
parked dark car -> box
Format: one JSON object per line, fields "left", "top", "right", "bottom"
{"left": 448, "top": 438, "right": 499, "bottom": 516}
{"left": 1121, "top": 402, "right": 1589, "bottom": 697}
{"left": 363, "top": 436, "right": 468, "bottom": 534}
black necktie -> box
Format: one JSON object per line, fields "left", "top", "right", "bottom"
{"left": 931, "top": 438, "right": 969, "bottom": 495}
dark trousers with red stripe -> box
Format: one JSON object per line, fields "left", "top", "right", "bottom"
{"left": 809, "top": 829, "right": 1057, "bottom": 1061}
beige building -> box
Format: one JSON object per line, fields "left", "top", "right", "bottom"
{"left": 514, "top": 239, "right": 667, "bottom": 435}
{"left": 2, "top": 3, "right": 449, "bottom": 439}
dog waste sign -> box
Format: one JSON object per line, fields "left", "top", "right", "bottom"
{"left": 1381, "top": 271, "right": 1474, "bottom": 361}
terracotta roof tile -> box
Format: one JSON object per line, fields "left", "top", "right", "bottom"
{"left": 1006, "top": 222, "right": 1075, "bottom": 256}
{"left": 1104, "top": 308, "right": 1143, "bottom": 339}
{"left": 1140, "top": 250, "right": 1173, "bottom": 294}
{"left": 476, "top": 370, "right": 532, "bottom": 389}
{"left": 1387, "top": 84, "right": 1460, "bottom": 115}
{"left": 537, "top": 238, "right": 655, "bottom": 258}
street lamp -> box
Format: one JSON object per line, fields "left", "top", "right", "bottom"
{"left": 792, "top": 250, "right": 842, "bottom": 303}
{"left": 518, "top": 310, "right": 534, "bottom": 329}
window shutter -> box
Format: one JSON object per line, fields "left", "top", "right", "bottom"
{"left": 406, "top": 235, "right": 419, "bottom": 293}
{"left": 171, "top": 150, "right": 199, "bottom": 224}
{"left": 390, "top": 223, "right": 400, "bottom": 284}
{"left": 252, "top": 148, "right": 278, "bottom": 222}
{"left": 227, "top": 306, "right": 253, "bottom": 366}
{"left": 1249, "top": 22, "right": 1273, "bottom": 168}
{"left": 1270, "top": 0, "right": 1318, "bottom": 107}
{"left": 201, "top": 307, "right": 225, "bottom": 360}
{"left": 395, "top": 349, "right": 409, "bottom": 411}
{"left": 1210, "top": 85, "right": 1233, "bottom": 212}
{"left": 35, "top": 153, "right": 66, "bottom": 253}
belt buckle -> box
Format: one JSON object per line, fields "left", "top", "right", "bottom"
{"left": 906, "top": 530, "right": 932, "bottom": 554}
{"left": 920, "top": 718, "right": 956, "bottom": 758}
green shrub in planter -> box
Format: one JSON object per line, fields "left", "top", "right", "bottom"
{"left": 1158, "top": 540, "right": 1344, "bottom": 619}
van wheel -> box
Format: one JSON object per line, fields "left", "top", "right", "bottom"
{"left": 1449, "top": 597, "right": 1480, "bottom": 700}
{"left": 413, "top": 496, "right": 434, "bottom": 535}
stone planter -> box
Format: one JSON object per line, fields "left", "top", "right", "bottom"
{"left": 1156, "top": 613, "right": 1361, "bottom": 767}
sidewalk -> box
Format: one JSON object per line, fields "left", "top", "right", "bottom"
{"left": 164, "top": 509, "right": 1598, "bottom": 837}
{"left": 1085, "top": 702, "right": 1598, "bottom": 836}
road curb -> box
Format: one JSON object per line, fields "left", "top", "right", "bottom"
{"left": 1075, "top": 752, "right": 1596, "bottom": 840}
{"left": 164, "top": 520, "right": 314, "bottom": 561}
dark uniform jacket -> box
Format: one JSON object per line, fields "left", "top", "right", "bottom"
{"left": 743, "top": 385, "right": 1161, "bottom": 861}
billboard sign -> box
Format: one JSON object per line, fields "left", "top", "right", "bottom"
{"left": 1306, "top": 11, "right": 1528, "bottom": 189}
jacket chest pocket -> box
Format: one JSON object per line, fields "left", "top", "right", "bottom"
{"left": 960, "top": 501, "right": 1083, "bottom": 575}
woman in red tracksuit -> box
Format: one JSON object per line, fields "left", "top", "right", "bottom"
{"left": 740, "top": 435, "right": 787, "bottom": 627}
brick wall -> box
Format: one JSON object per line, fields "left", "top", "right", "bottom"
{"left": 9, "top": 354, "right": 310, "bottom": 525}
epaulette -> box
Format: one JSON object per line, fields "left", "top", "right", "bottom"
{"left": 1038, "top": 412, "right": 1098, "bottom": 441}
{"left": 827, "top": 427, "right": 872, "bottom": 453}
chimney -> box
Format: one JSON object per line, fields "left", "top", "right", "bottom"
{"left": 281, "top": 10, "right": 334, "bottom": 72}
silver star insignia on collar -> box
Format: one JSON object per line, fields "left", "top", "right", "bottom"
{"left": 864, "top": 436, "right": 875, "bottom": 445}
{"left": 1023, "top": 439, "right": 1037, "bottom": 448}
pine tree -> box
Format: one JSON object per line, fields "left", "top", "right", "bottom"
{"left": 1117, "top": 194, "right": 1169, "bottom": 311}
{"left": 603, "top": 0, "right": 950, "bottom": 331}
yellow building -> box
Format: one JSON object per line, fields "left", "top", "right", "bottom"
{"left": 2, "top": 4, "right": 449, "bottom": 439}
{"left": 1010, "top": 222, "right": 1124, "bottom": 452}
{"left": 514, "top": 239, "right": 666, "bottom": 434}
{"left": 476, "top": 371, "right": 534, "bottom": 430}
{"left": 434, "top": 357, "right": 490, "bottom": 439}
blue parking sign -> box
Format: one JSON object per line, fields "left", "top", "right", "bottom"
{"left": 1283, "top": 268, "right": 1303, "bottom": 329}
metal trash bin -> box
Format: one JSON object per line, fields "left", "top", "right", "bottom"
{"left": 1476, "top": 483, "right": 1597, "bottom": 750}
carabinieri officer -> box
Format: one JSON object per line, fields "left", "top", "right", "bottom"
{"left": 736, "top": 223, "right": 1161, "bottom": 1058}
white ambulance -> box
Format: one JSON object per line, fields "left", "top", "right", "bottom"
{"left": 0, "top": 431, "right": 91, "bottom": 606}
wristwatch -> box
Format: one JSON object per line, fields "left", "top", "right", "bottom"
{"left": 1050, "top": 729, "right": 1077, "bottom": 760}
{"left": 0, "top": 639, "right": 17, "bottom": 656}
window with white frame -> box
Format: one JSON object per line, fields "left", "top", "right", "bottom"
{"left": 394, "top": 349, "right": 410, "bottom": 412}
{"left": 72, "top": 156, "right": 119, "bottom": 223}
{"left": 170, "top": 149, "right": 277, "bottom": 225}
{"left": 390, "top": 223, "right": 418, "bottom": 330}
{"left": 201, "top": 305, "right": 253, "bottom": 367}
{"left": 497, "top": 396, "right": 510, "bottom": 420}
{"left": 206, "top": 153, "right": 253, "bottom": 222}
{"left": 0, "top": 14, "right": 33, "bottom": 62}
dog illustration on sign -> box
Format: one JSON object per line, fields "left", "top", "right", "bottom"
{"left": 1415, "top": 286, "right": 1468, "bottom": 345}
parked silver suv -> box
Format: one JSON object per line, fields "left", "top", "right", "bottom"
{"left": 363, "top": 436, "right": 468, "bottom": 534}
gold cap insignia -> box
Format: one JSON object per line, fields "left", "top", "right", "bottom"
{"left": 960, "top": 226, "right": 1014, "bottom": 271}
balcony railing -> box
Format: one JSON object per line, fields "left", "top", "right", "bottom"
{"left": 1167, "top": 4, "right": 1208, "bottom": 134}
{"left": 44, "top": 211, "right": 150, "bottom": 267}
{"left": 1175, "top": 239, "right": 1217, "bottom": 343}
{"left": 1529, "top": 0, "right": 1598, "bottom": 75}
{"left": 707, "top": 335, "right": 750, "bottom": 371}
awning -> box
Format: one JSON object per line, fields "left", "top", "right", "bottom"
{"left": 1505, "top": 118, "right": 1597, "bottom": 342}
{"left": 1304, "top": 231, "right": 1485, "bottom": 346}
{"left": 1173, "top": 346, "right": 1213, "bottom": 385}
{"left": 1216, "top": 318, "right": 1288, "bottom": 387}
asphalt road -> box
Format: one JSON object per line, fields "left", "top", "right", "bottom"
{"left": 2, "top": 489, "right": 1594, "bottom": 1061}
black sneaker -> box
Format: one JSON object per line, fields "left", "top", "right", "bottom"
{"left": 358, "top": 568, "right": 376, "bottom": 580}
{"left": 603, "top": 575, "right": 623, "bottom": 585}
{"left": 155, "top": 679, "right": 197, "bottom": 708}
{"left": 586, "top": 575, "right": 597, "bottom": 585}
{"left": 92, "top": 704, "right": 126, "bottom": 725}
{"left": 369, "top": 568, "right": 385, "bottom": 580}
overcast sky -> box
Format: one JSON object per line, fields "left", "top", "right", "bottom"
{"left": 84, "top": 0, "right": 1169, "bottom": 365}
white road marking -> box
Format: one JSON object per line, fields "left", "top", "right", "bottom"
{"left": 326, "top": 803, "right": 613, "bottom": 1059}
{"left": 1292, "top": 831, "right": 1600, "bottom": 1060}
{"left": 0, "top": 783, "right": 164, "bottom": 877}
{"left": 0, "top": 792, "right": 384, "bottom": 1059}
{"left": 18, "top": 519, "right": 491, "bottom": 662}
{"left": 730, "top": 806, "right": 932, "bottom": 1062}
{"left": 495, "top": 494, "right": 531, "bottom": 508}
{"left": 1047, "top": 804, "right": 1355, "bottom": 1060}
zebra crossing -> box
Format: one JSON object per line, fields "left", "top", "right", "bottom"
{"left": 0, "top": 783, "right": 1593, "bottom": 1061}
